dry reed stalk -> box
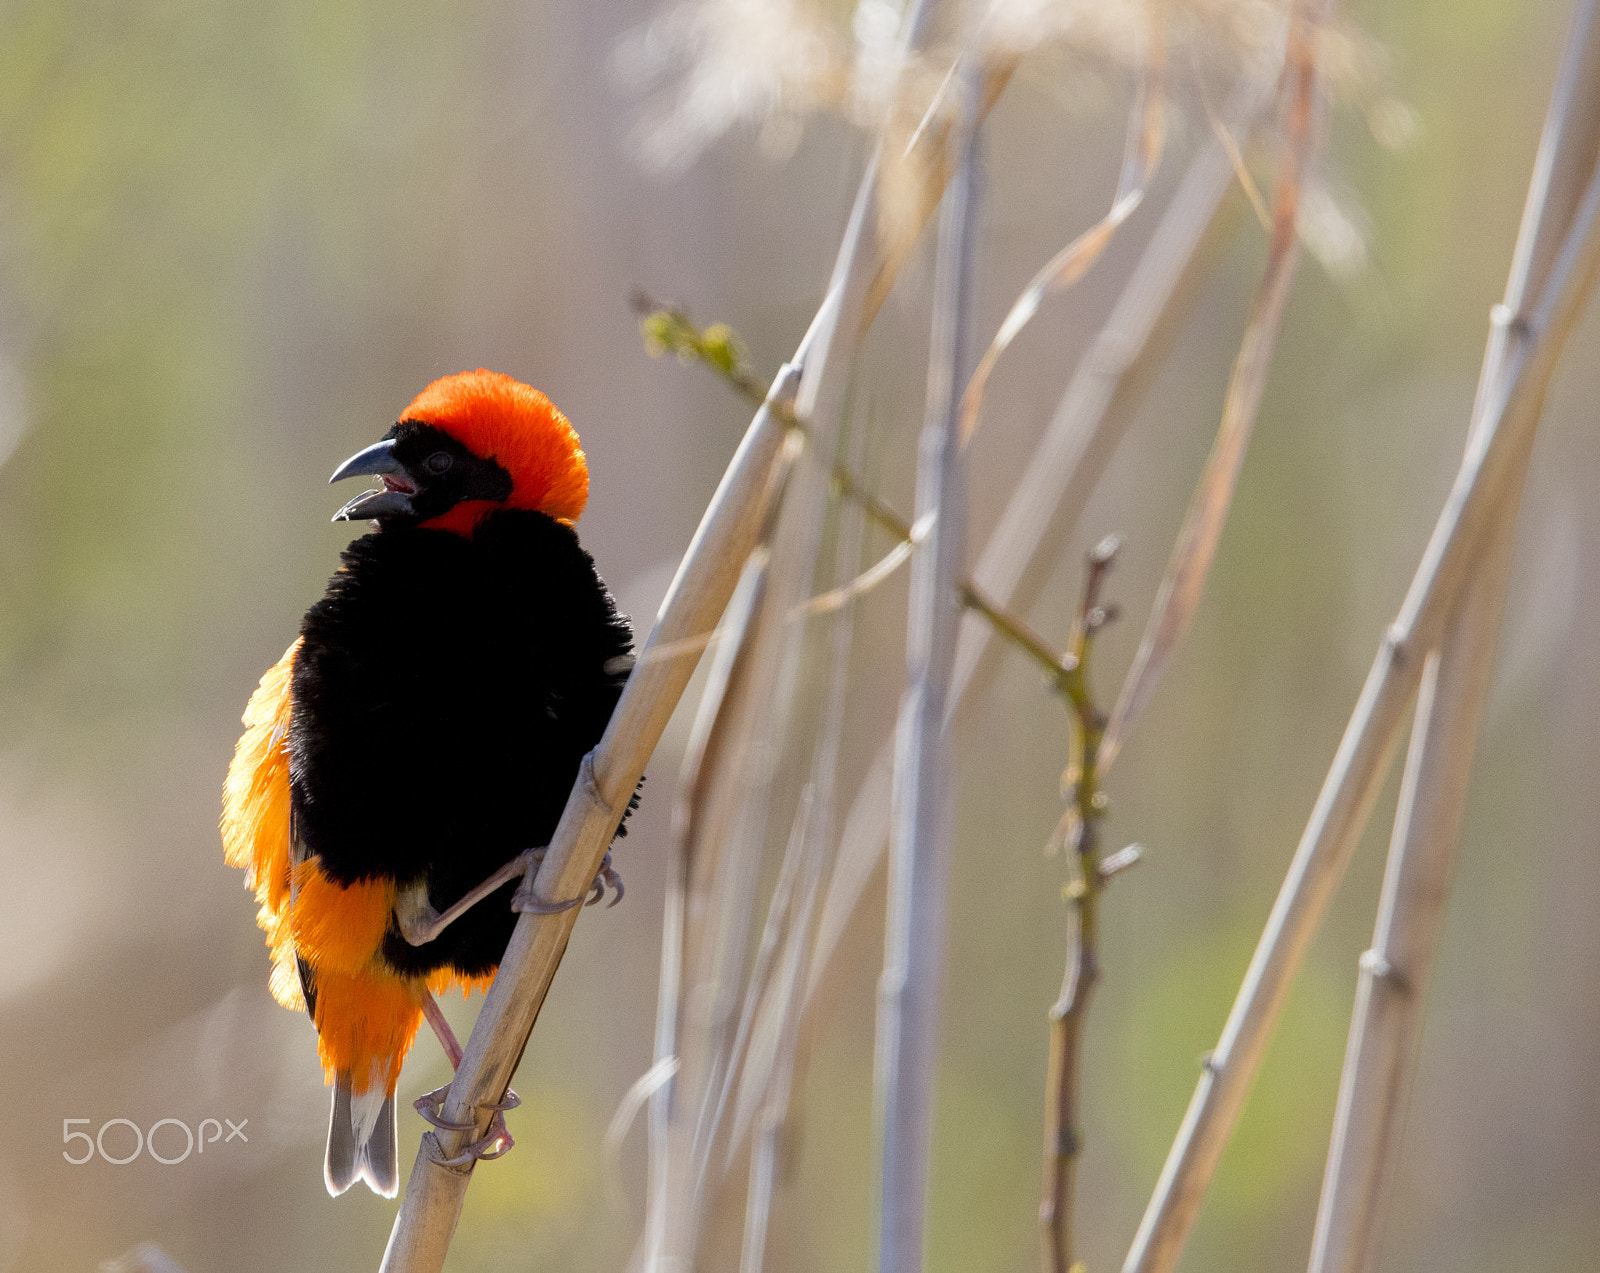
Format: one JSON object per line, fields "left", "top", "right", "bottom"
{"left": 642, "top": 546, "right": 771, "bottom": 1270}
{"left": 1308, "top": 7, "right": 1600, "bottom": 1270}
{"left": 662, "top": 428, "right": 902, "bottom": 1273}
{"left": 1104, "top": 0, "right": 1335, "bottom": 765}
{"left": 666, "top": 549, "right": 851, "bottom": 1266}
{"left": 639, "top": 292, "right": 850, "bottom": 1273}
{"left": 1121, "top": 78, "right": 1600, "bottom": 1273}
{"left": 674, "top": 579, "right": 805, "bottom": 1231}
{"left": 959, "top": 9, "right": 1166, "bottom": 446}
{"left": 734, "top": 422, "right": 869, "bottom": 1273}
{"left": 646, "top": 418, "right": 876, "bottom": 1271}
{"left": 876, "top": 60, "right": 982, "bottom": 1273}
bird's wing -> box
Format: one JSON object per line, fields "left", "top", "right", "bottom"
{"left": 222, "top": 638, "right": 305, "bottom": 1009}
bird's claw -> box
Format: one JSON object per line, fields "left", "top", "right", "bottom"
{"left": 413, "top": 1084, "right": 473, "bottom": 1132}
{"left": 511, "top": 850, "right": 625, "bottom": 913}
{"left": 509, "top": 843, "right": 580, "bottom": 914}
{"left": 510, "top": 886, "right": 582, "bottom": 915}
{"left": 469, "top": 1114, "right": 515, "bottom": 1161}
{"left": 471, "top": 1088, "right": 520, "bottom": 1161}
{"left": 590, "top": 851, "right": 625, "bottom": 908}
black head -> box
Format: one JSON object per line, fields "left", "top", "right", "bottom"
{"left": 329, "top": 422, "right": 514, "bottom": 525}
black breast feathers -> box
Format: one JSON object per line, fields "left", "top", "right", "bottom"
{"left": 287, "top": 509, "right": 634, "bottom": 978}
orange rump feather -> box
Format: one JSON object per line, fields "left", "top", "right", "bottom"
{"left": 311, "top": 968, "right": 424, "bottom": 1096}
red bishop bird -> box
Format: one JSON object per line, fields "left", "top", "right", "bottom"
{"left": 222, "top": 370, "right": 634, "bottom": 1197}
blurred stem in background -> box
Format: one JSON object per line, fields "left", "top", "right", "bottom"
{"left": 1123, "top": 3, "right": 1600, "bottom": 1268}
{"left": 876, "top": 56, "right": 980, "bottom": 1273}
{"left": 1309, "top": 4, "right": 1600, "bottom": 1271}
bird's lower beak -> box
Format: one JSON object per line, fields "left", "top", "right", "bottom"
{"left": 332, "top": 488, "right": 413, "bottom": 522}
{"left": 330, "top": 438, "right": 414, "bottom": 522}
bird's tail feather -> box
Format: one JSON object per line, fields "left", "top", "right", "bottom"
{"left": 325, "top": 1071, "right": 398, "bottom": 1198}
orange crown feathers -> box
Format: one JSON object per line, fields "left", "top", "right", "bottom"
{"left": 401, "top": 370, "right": 589, "bottom": 523}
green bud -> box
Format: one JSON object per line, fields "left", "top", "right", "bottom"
{"left": 699, "top": 322, "right": 746, "bottom": 377}
{"left": 640, "top": 311, "right": 678, "bottom": 359}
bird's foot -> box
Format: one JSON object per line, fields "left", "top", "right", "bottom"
{"left": 414, "top": 1086, "right": 521, "bottom": 1164}
{"left": 510, "top": 850, "right": 624, "bottom": 914}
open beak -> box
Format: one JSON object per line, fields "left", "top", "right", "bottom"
{"left": 329, "top": 438, "right": 415, "bottom": 522}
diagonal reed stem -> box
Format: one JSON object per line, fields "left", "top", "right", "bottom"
{"left": 1103, "top": 0, "right": 1334, "bottom": 767}
{"left": 737, "top": 418, "right": 870, "bottom": 1273}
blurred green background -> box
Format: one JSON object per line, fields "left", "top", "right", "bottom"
{"left": 1, "top": 1, "right": 1597, "bottom": 1270}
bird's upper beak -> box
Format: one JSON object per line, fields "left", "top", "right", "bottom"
{"left": 329, "top": 438, "right": 416, "bottom": 522}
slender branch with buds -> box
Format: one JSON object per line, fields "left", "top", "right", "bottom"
{"left": 635, "top": 298, "right": 1080, "bottom": 688}
{"left": 1040, "top": 536, "right": 1128, "bottom": 1273}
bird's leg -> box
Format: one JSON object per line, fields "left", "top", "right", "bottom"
{"left": 420, "top": 987, "right": 464, "bottom": 1069}
{"left": 395, "top": 847, "right": 544, "bottom": 946}
{"left": 511, "top": 849, "right": 625, "bottom": 915}
{"left": 412, "top": 987, "right": 518, "bottom": 1157}
{"left": 413, "top": 990, "right": 472, "bottom": 1132}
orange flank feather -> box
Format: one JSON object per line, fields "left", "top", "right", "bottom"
{"left": 222, "top": 639, "right": 300, "bottom": 1006}
{"left": 222, "top": 637, "right": 487, "bottom": 1096}
{"left": 290, "top": 862, "right": 394, "bottom": 975}
{"left": 401, "top": 369, "right": 589, "bottom": 524}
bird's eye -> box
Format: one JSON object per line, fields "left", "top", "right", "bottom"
{"left": 423, "top": 451, "right": 454, "bottom": 476}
